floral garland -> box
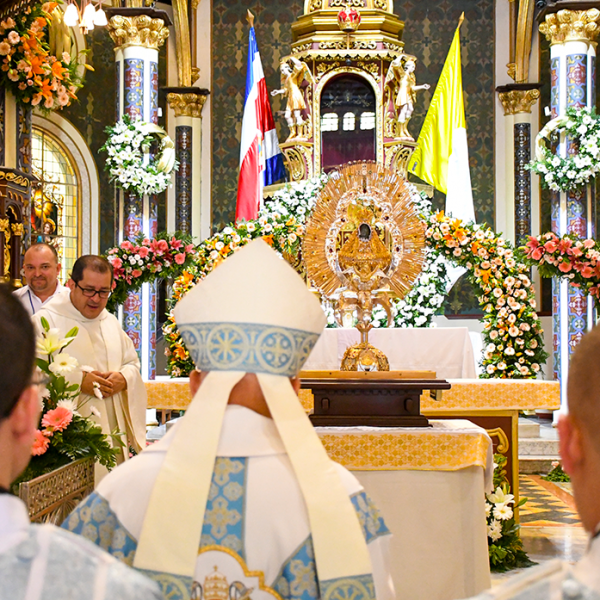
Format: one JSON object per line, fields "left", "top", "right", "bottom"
{"left": 426, "top": 212, "right": 548, "bottom": 378}
{"left": 101, "top": 115, "right": 178, "bottom": 198}
{"left": 163, "top": 214, "right": 303, "bottom": 377}
{"left": 527, "top": 106, "right": 600, "bottom": 193}
{"left": 0, "top": 2, "right": 85, "bottom": 110}
{"left": 105, "top": 231, "right": 197, "bottom": 312}
{"left": 524, "top": 231, "right": 600, "bottom": 307}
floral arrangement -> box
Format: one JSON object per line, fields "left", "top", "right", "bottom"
{"left": 163, "top": 215, "right": 304, "bottom": 377}
{"left": 14, "top": 318, "right": 120, "bottom": 486}
{"left": 101, "top": 115, "right": 178, "bottom": 198}
{"left": 486, "top": 454, "right": 533, "bottom": 572}
{"left": 524, "top": 231, "right": 600, "bottom": 308}
{"left": 0, "top": 2, "right": 85, "bottom": 110}
{"left": 542, "top": 461, "right": 570, "bottom": 483}
{"left": 527, "top": 106, "right": 600, "bottom": 193}
{"left": 105, "top": 231, "right": 197, "bottom": 312}
{"left": 426, "top": 212, "right": 548, "bottom": 378}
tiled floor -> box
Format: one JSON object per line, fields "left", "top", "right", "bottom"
{"left": 492, "top": 474, "right": 588, "bottom": 585}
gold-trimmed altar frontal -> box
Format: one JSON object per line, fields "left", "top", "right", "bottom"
{"left": 422, "top": 379, "right": 560, "bottom": 412}
{"left": 316, "top": 421, "right": 490, "bottom": 471}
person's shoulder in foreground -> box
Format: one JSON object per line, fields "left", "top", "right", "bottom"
{"left": 1, "top": 518, "right": 163, "bottom": 599}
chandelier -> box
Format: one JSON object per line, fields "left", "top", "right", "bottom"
{"left": 63, "top": 0, "right": 108, "bottom": 33}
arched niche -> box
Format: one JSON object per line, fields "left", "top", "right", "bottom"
{"left": 319, "top": 73, "right": 377, "bottom": 172}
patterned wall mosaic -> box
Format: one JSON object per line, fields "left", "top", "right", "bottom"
{"left": 211, "top": 0, "right": 495, "bottom": 233}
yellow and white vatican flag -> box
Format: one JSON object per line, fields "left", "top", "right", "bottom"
{"left": 409, "top": 13, "right": 475, "bottom": 225}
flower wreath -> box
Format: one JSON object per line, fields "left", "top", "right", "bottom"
{"left": 0, "top": 2, "right": 85, "bottom": 111}
{"left": 101, "top": 115, "right": 178, "bottom": 198}
{"left": 527, "top": 106, "right": 600, "bottom": 193}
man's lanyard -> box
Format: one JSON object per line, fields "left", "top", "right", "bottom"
{"left": 27, "top": 289, "right": 35, "bottom": 315}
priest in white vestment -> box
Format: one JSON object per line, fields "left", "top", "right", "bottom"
{"left": 0, "top": 284, "right": 163, "bottom": 600}
{"left": 34, "top": 256, "right": 147, "bottom": 471}
{"left": 62, "top": 240, "right": 395, "bottom": 600}
{"left": 468, "top": 326, "right": 600, "bottom": 600}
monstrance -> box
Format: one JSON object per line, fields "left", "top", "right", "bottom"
{"left": 303, "top": 161, "right": 426, "bottom": 370}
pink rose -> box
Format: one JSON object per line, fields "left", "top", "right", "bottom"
{"left": 132, "top": 269, "right": 142, "bottom": 278}
{"left": 138, "top": 246, "right": 149, "bottom": 258}
{"left": 544, "top": 241, "right": 557, "bottom": 253}
{"left": 142, "top": 238, "right": 150, "bottom": 246}
{"left": 531, "top": 248, "right": 543, "bottom": 261}
{"left": 121, "top": 240, "right": 134, "bottom": 251}
{"left": 175, "top": 253, "right": 186, "bottom": 265}
{"left": 110, "top": 257, "right": 123, "bottom": 269}
{"left": 581, "top": 266, "right": 594, "bottom": 278}
{"left": 584, "top": 239, "right": 595, "bottom": 249}
{"left": 157, "top": 239, "right": 168, "bottom": 253}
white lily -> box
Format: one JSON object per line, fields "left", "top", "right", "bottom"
{"left": 486, "top": 486, "right": 514, "bottom": 506}
{"left": 36, "top": 328, "right": 63, "bottom": 355}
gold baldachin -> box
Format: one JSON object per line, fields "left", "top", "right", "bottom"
{"left": 498, "top": 89, "right": 540, "bottom": 116}
{"left": 539, "top": 8, "right": 600, "bottom": 45}
{"left": 166, "top": 92, "right": 208, "bottom": 118}
{"left": 107, "top": 14, "right": 170, "bottom": 50}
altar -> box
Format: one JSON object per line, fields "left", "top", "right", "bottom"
{"left": 317, "top": 420, "right": 493, "bottom": 600}
{"left": 302, "top": 327, "right": 477, "bottom": 378}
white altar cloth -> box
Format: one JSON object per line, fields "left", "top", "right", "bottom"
{"left": 316, "top": 420, "right": 493, "bottom": 600}
{"left": 304, "top": 327, "right": 477, "bottom": 378}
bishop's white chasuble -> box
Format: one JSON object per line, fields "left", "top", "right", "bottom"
{"left": 63, "top": 406, "right": 395, "bottom": 600}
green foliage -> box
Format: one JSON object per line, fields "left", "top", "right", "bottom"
{"left": 542, "top": 464, "right": 570, "bottom": 482}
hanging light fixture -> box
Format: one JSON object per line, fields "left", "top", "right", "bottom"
{"left": 62, "top": 0, "right": 107, "bottom": 34}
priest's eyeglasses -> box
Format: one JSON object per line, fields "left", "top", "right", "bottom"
{"left": 75, "top": 282, "right": 112, "bottom": 299}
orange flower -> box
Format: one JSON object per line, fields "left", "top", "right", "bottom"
{"left": 51, "top": 59, "right": 66, "bottom": 79}
{"left": 435, "top": 211, "right": 446, "bottom": 222}
{"left": 471, "top": 241, "right": 480, "bottom": 254}
{"left": 29, "top": 54, "right": 45, "bottom": 76}
{"left": 32, "top": 430, "right": 50, "bottom": 456}
{"left": 173, "top": 345, "right": 187, "bottom": 360}
{"left": 262, "top": 235, "right": 274, "bottom": 246}
{"left": 480, "top": 269, "right": 491, "bottom": 284}
{"left": 220, "top": 244, "right": 230, "bottom": 255}
{"left": 41, "top": 406, "right": 73, "bottom": 432}
{"left": 40, "top": 77, "right": 54, "bottom": 99}
{"left": 42, "top": 1, "right": 59, "bottom": 12}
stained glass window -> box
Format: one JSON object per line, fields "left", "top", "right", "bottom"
{"left": 31, "top": 129, "right": 80, "bottom": 283}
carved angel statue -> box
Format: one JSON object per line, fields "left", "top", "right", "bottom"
{"left": 271, "top": 56, "right": 314, "bottom": 141}
{"left": 385, "top": 54, "right": 429, "bottom": 138}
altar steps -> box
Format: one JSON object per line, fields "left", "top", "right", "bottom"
{"left": 518, "top": 417, "right": 560, "bottom": 474}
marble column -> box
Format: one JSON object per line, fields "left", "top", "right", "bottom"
{"left": 107, "top": 8, "right": 170, "bottom": 380}
{"left": 164, "top": 88, "right": 209, "bottom": 237}
{"left": 497, "top": 85, "right": 541, "bottom": 246}
{"left": 539, "top": 6, "right": 600, "bottom": 414}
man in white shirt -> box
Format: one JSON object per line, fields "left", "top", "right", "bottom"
{"left": 35, "top": 256, "right": 147, "bottom": 472}
{"left": 13, "top": 243, "right": 66, "bottom": 316}
{"left": 468, "top": 326, "right": 600, "bottom": 600}
{"left": 62, "top": 240, "right": 395, "bottom": 600}
{"left": 0, "top": 284, "right": 163, "bottom": 600}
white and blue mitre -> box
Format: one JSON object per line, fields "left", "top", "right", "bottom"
{"left": 133, "top": 239, "right": 378, "bottom": 600}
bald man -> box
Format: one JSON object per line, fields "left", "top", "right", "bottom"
{"left": 468, "top": 326, "right": 600, "bottom": 599}
{"left": 13, "top": 243, "right": 66, "bottom": 316}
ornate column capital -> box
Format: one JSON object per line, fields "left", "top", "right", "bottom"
{"left": 164, "top": 87, "right": 210, "bottom": 118}
{"left": 106, "top": 8, "right": 171, "bottom": 50}
{"left": 497, "top": 84, "right": 541, "bottom": 115}
{"left": 539, "top": 8, "right": 600, "bottom": 45}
